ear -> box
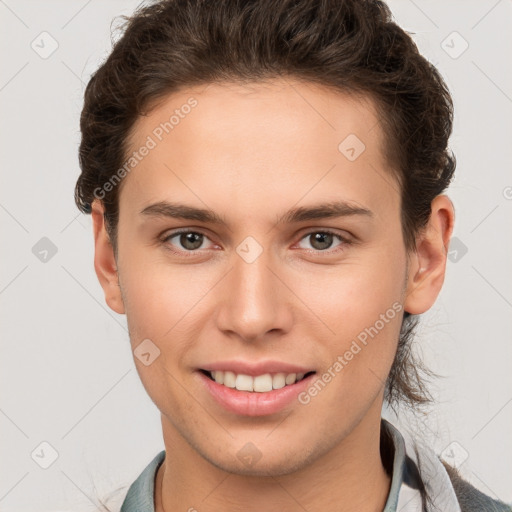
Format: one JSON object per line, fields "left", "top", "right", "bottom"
{"left": 403, "top": 194, "right": 455, "bottom": 315}
{"left": 90, "top": 200, "right": 125, "bottom": 315}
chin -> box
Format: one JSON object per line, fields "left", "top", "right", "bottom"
{"left": 198, "top": 439, "right": 321, "bottom": 478}
{"left": 212, "top": 455, "right": 309, "bottom": 478}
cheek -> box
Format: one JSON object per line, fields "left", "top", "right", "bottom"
{"left": 294, "top": 245, "right": 406, "bottom": 389}
{"left": 297, "top": 248, "right": 405, "bottom": 338}
{"left": 118, "top": 242, "right": 187, "bottom": 318}
{"left": 117, "top": 243, "right": 219, "bottom": 363}
{"left": 296, "top": 266, "right": 404, "bottom": 421}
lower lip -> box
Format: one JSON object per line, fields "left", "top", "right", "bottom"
{"left": 197, "top": 371, "right": 315, "bottom": 416}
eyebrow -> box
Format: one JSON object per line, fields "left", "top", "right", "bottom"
{"left": 140, "top": 200, "right": 373, "bottom": 226}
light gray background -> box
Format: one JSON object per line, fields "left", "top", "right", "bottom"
{"left": 0, "top": 1, "right": 511, "bottom": 510}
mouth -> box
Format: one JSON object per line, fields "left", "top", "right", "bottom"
{"left": 199, "top": 369, "right": 316, "bottom": 393}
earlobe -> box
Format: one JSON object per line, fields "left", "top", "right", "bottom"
{"left": 90, "top": 200, "right": 125, "bottom": 315}
{"left": 403, "top": 195, "right": 455, "bottom": 315}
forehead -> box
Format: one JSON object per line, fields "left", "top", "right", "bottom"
{"left": 128, "top": 78, "right": 385, "bottom": 158}
{"left": 120, "top": 78, "right": 398, "bottom": 222}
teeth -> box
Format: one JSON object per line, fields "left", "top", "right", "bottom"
{"left": 208, "top": 370, "right": 309, "bottom": 392}
{"left": 272, "top": 373, "right": 286, "bottom": 389}
{"left": 223, "top": 371, "right": 236, "bottom": 388}
{"left": 235, "top": 374, "right": 254, "bottom": 391}
{"left": 254, "top": 374, "right": 273, "bottom": 392}
{"left": 285, "top": 373, "right": 296, "bottom": 385}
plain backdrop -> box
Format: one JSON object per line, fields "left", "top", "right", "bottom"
{"left": 0, "top": 1, "right": 511, "bottom": 510}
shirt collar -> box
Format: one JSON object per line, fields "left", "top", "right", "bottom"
{"left": 120, "top": 449, "right": 165, "bottom": 512}
{"left": 383, "top": 418, "right": 462, "bottom": 512}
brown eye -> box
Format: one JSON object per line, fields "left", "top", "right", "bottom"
{"left": 178, "top": 232, "right": 204, "bottom": 250}
{"left": 297, "top": 230, "right": 347, "bottom": 252}
{"left": 162, "top": 230, "right": 210, "bottom": 251}
{"left": 309, "top": 232, "right": 335, "bottom": 250}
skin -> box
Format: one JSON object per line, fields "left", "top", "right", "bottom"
{"left": 91, "top": 78, "right": 454, "bottom": 512}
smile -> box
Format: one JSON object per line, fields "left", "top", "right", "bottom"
{"left": 200, "top": 369, "right": 315, "bottom": 393}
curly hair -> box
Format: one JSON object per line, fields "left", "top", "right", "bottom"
{"left": 74, "top": 0, "right": 456, "bottom": 409}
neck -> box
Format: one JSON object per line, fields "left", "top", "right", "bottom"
{"left": 155, "top": 407, "right": 391, "bottom": 512}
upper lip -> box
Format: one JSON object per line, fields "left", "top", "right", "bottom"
{"left": 199, "top": 360, "right": 315, "bottom": 377}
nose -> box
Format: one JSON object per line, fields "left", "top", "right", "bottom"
{"left": 215, "top": 247, "right": 294, "bottom": 343}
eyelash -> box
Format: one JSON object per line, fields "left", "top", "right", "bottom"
{"left": 160, "top": 228, "right": 352, "bottom": 257}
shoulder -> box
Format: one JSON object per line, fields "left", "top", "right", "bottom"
{"left": 441, "top": 460, "right": 512, "bottom": 512}
{"left": 382, "top": 418, "right": 511, "bottom": 512}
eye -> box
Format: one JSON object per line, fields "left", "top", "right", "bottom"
{"left": 160, "top": 228, "right": 351, "bottom": 256}
{"left": 161, "top": 230, "right": 215, "bottom": 253}
{"left": 296, "top": 230, "right": 350, "bottom": 253}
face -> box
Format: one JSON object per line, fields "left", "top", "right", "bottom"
{"left": 94, "top": 78, "right": 429, "bottom": 477}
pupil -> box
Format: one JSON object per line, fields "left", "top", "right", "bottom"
{"left": 181, "top": 232, "right": 203, "bottom": 250}
{"left": 311, "top": 232, "right": 332, "bottom": 250}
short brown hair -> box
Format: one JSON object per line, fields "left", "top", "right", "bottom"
{"left": 75, "top": 0, "right": 456, "bottom": 408}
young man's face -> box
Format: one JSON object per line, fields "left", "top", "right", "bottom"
{"left": 92, "top": 78, "right": 447, "bottom": 477}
